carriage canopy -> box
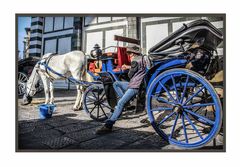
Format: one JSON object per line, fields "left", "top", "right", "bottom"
{"left": 148, "top": 19, "right": 223, "bottom": 55}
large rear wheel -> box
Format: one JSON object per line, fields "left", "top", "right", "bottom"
{"left": 146, "top": 69, "right": 222, "bottom": 149}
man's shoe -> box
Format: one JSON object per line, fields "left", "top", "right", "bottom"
{"left": 95, "top": 125, "right": 112, "bottom": 135}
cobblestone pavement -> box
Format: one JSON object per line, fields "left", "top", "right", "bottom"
{"left": 17, "top": 89, "right": 224, "bottom": 151}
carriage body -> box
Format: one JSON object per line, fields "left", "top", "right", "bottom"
{"left": 18, "top": 56, "right": 43, "bottom": 96}
{"left": 83, "top": 19, "right": 224, "bottom": 149}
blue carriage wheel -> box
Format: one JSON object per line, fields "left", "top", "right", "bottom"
{"left": 146, "top": 68, "right": 222, "bottom": 149}
{"left": 83, "top": 84, "right": 113, "bottom": 122}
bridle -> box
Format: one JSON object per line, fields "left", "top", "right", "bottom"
{"left": 25, "top": 66, "right": 39, "bottom": 98}
{"left": 24, "top": 54, "right": 55, "bottom": 97}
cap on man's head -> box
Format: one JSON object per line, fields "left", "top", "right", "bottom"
{"left": 127, "top": 45, "right": 141, "bottom": 55}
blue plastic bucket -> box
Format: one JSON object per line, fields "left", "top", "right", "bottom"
{"left": 38, "top": 104, "right": 56, "bottom": 119}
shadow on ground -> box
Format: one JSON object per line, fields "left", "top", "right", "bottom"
{"left": 17, "top": 112, "right": 170, "bottom": 151}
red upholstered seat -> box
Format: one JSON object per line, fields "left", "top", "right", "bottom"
{"left": 113, "top": 47, "right": 130, "bottom": 72}
{"left": 117, "top": 47, "right": 130, "bottom": 67}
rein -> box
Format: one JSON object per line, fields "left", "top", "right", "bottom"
{"left": 37, "top": 61, "right": 100, "bottom": 86}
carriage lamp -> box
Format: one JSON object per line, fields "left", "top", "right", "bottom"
{"left": 90, "top": 44, "right": 102, "bottom": 68}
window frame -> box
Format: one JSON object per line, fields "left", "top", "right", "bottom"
{"left": 84, "top": 17, "right": 126, "bottom": 27}
{"left": 44, "top": 17, "right": 74, "bottom": 34}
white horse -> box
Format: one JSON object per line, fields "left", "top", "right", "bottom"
{"left": 22, "top": 51, "right": 91, "bottom": 111}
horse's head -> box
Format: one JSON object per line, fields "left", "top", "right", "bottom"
{"left": 22, "top": 65, "right": 41, "bottom": 105}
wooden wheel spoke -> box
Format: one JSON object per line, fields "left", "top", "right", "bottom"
{"left": 99, "top": 104, "right": 108, "bottom": 118}
{"left": 183, "top": 103, "right": 215, "bottom": 109}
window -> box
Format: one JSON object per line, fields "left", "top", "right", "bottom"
{"left": 58, "top": 37, "right": 72, "bottom": 54}
{"left": 64, "top": 17, "right": 74, "bottom": 29}
{"left": 112, "top": 17, "right": 126, "bottom": 21}
{"left": 44, "top": 39, "right": 57, "bottom": 54}
{"left": 54, "top": 17, "right": 64, "bottom": 30}
{"left": 44, "top": 17, "right": 54, "bottom": 32}
{"left": 146, "top": 23, "right": 168, "bottom": 52}
{"left": 98, "top": 17, "right": 111, "bottom": 23}
{"left": 86, "top": 32, "right": 103, "bottom": 54}
{"left": 85, "top": 17, "right": 97, "bottom": 26}
{"left": 172, "top": 20, "right": 193, "bottom": 32}
{"left": 105, "top": 29, "right": 124, "bottom": 52}
{"left": 84, "top": 17, "right": 126, "bottom": 26}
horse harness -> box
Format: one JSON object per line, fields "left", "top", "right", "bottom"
{"left": 35, "top": 54, "right": 99, "bottom": 87}
{"left": 36, "top": 53, "right": 59, "bottom": 82}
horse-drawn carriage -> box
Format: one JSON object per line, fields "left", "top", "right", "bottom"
{"left": 18, "top": 56, "right": 43, "bottom": 96}
{"left": 22, "top": 19, "right": 223, "bottom": 149}
{"left": 83, "top": 19, "right": 224, "bottom": 149}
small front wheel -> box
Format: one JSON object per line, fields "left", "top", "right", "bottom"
{"left": 83, "top": 84, "right": 113, "bottom": 122}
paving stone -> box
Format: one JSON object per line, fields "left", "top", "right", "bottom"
{"left": 18, "top": 126, "right": 36, "bottom": 134}
{"left": 41, "top": 136, "right": 77, "bottom": 149}
{"left": 32, "top": 129, "right": 63, "bottom": 139}
{"left": 47, "top": 119, "right": 80, "bottom": 128}
{"left": 18, "top": 133, "right": 50, "bottom": 150}
{"left": 78, "top": 136, "right": 126, "bottom": 150}
{"left": 18, "top": 140, "right": 50, "bottom": 150}
{"left": 120, "top": 134, "right": 169, "bottom": 150}
{"left": 65, "top": 127, "right": 98, "bottom": 143}
{"left": 56, "top": 122, "right": 96, "bottom": 134}
{"left": 106, "top": 129, "right": 153, "bottom": 144}
{"left": 44, "top": 115, "right": 72, "bottom": 123}
{"left": 18, "top": 122, "right": 53, "bottom": 134}
{"left": 18, "top": 121, "right": 35, "bottom": 128}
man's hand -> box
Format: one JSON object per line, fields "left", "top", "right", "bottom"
{"left": 121, "top": 64, "right": 131, "bottom": 70}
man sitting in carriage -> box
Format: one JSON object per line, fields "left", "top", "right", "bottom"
{"left": 96, "top": 45, "right": 149, "bottom": 134}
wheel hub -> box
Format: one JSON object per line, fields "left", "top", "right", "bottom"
{"left": 173, "top": 104, "right": 184, "bottom": 115}
{"left": 94, "top": 101, "right": 100, "bottom": 105}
